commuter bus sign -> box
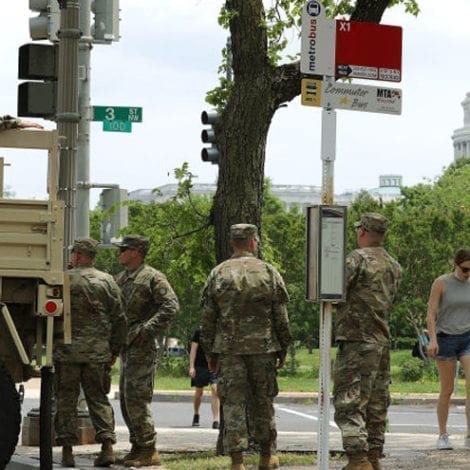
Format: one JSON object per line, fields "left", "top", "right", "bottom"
{"left": 301, "top": 78, "right": 402, "bottom": 115}
{"left": 301, "top": 0, "right": 402, "bottom": 82}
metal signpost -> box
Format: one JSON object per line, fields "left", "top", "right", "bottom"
{"left": 300, "top": 1, "right": 403, "bottom": 469}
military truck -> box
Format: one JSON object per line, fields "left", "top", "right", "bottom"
{"left": 0, "top": 129, "right": 70, "bottom": 468}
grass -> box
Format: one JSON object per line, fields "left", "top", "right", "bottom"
{"left": 159, "top": 451, "right": 317, "bottom": 469}
{"left": 112, "top": 347, "right": 459, "bottom": 395}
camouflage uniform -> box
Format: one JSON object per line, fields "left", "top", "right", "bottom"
{"left": 54, "top": 238, "right": 126, "bottom": 446}
{"left": 0, "top": 115, "right": 21, "bottom": 130}
{"left": 114, "top": 235, "right": 179, "bottom": 449}
{"left": 333, "top": 213, "right": 401, "bottom": 456}
{"left": 201, "top": 224, "right": 292, "bottom": 454}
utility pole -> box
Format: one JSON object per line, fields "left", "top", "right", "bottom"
{"left": 56, "top": 0, "right": 81, "bottom": 261}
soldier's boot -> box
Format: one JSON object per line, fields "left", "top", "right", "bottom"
{"left": 115, "top": 445, "right": 139, "bottom": 464}
{"left": 367, "top": 448, "right": 383, "bottom": 470}
{"left": 61, "top": 445, "right": 75, "bottom": 468}
{"left": 124, "top": 446, "right": 161, "bottom": 467}
{"left": 259, "top": 444, "right": 280, "bottom": 469}
{"left": 230, "top": 451, "right": 246, "bottom": 470}
{"left": 94, "top": 440, "right": 115, "bottom": 467}
{"left": 342, "top": 452, "right": 374, "bottom": 470}
{"left": 259, "top": 454, "right": 280, "bottom": 469}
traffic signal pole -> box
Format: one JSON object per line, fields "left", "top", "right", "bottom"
{"left": 76, "top": 0, "right": 92, "bottom": 237}
{"left": 56, "top": 0, "right": 80, "bottom": 260}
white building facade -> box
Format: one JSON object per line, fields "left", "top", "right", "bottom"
{"left": 452, "top": 92, "right": 470, "bottom": 161}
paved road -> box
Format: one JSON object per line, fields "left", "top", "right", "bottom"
{"left": 11, "top": 381, "right": 470, "bottom": 469}
{"left": 19, "top": 396, "right": 466, "bottom": 438}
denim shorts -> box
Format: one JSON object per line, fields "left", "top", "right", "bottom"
{"left": 436, "top": 331, "right": 470, "bottom": 360}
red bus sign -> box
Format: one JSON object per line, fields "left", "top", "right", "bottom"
{"left": 335, "top": 20, "right": 402, "bottom": 82}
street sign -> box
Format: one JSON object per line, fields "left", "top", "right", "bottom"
{"left": 301, "top": 0, "right": 402, "bottom": 82}
{"left": 92, "top": 106, "right": 143, "bottom": 122}
{"left": 300, "top": 1, "right": 335, "bottom": 76}
{"left": 335, "top": 20, "right": 402, "bottom": 82}
{"left": 301, "top": 78, "right": 402, "bottom": 115}
{"left": 103, "top": 120, "right": 132, "bottom": 133}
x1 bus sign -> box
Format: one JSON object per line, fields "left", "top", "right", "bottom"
{"left": 301, "top": 0, "right": 402, "bottom": 82}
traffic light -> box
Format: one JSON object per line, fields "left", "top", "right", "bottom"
{"left": 91, "top": 0, "right": 120, "bottom": 43}
{"left": 201, "top": 110, "right": 220, "bottom": 165}
{"left": 29, "top": 0, "right": 61, "bottom": 41}
{"left": 100, "top": 187, "right": 128, "bottom": 245}
{"left": 17, "top": 43, "right": 58, "bottom": 118}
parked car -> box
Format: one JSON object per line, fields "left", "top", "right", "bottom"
{"left": 166, "top": 346, "right": 186, "bottom": 357}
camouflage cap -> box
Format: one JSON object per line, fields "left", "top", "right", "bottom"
{"left": 230, "top": 224, "right": 259, "bottom": 240}
{"left": 354, "top": 212, "right": 388, "bottom": 234}
{"left": 113, "top": 234, "right": 150, "bottom": 254}
{"left": 72, "top": 237, "right": 99, "bottom": 257}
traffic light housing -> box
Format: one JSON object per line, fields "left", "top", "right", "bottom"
{"left": 29, "top": 0, "right": 61, "bottom": 41}
{"left": 17, "top": 43, "right": 58, "bottom": 119}
{"left": 201, "top": 110, "right": 220, "bottom": 165}
{"left": 100, "top": 187, "right": 128, "bottom": 244}
{"left": 91, "top": 0, "right": 120, "bottom": 43}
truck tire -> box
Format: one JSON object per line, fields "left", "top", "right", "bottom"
{"left": 0, "top": 365, "right": 21, "bottom": 469}
{"left": 40, "top": 366, "right": 53, "bottom": 470}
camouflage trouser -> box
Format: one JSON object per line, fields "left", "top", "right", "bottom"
{"left": 333, "top": 341, "right": 390, "bottom": 454}
{"left": 218, "top": 353, "right": 278, "bottom": 453}
{"left": 54, "top": 362, "right": 116, "bottom": 446}
{"left": 119, "top": 343, "right": 157, "bottom": 447}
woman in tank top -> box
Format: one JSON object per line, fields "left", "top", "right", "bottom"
{"left": 427, "top": 248, "right": 470, "bottom": 450}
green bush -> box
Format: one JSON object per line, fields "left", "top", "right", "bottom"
{"left": 157, "top": 356, "right": 188, "bottom": 377}
{"left": 399, "top": 357, "right": 425, "bottom": 381}
{"left": 394, "top": 337, "right": 416, "bottom": 350}
{"left": 422, "top": 360, "right": 439, "bottom": 381}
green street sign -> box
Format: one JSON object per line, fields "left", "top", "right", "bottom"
{"left": 93, "top": 106, "right": 143, "bottom": 123}
{"left": 103, "top": 120, "right": 132, "bottom": 133}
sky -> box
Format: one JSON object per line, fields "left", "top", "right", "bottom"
{"left": 0, "top": 0, "right": 469, "bottom": 206}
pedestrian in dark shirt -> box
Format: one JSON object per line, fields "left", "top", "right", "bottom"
{"left": 189, "top": 327, "right": 219, "bottom": 428}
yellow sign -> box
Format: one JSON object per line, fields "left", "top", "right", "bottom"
{"left": 301, "top": 78, "right": 322, "bottom": 107}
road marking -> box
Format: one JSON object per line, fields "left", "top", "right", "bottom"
{"left": 275, "top": 405, "right": 338, "bottom": 429}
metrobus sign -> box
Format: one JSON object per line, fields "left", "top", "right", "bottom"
{"left": 300, "top": 0, "right": 402, "bottom": 82}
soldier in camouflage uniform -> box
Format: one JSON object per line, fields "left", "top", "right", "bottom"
{"left": 0, "top": 115, "right": 43, "bottom": 129}
{"left": 114, "top": 235, "right": 179, "bottom": 467}
{"left": 54, "top": 238, "right": 126, "bottom": 468}
{"left": 333, "top": 213, "right": 401, "bottom": 470}
{"left": 201, "top": 224, "right": 292, "bottom": 470}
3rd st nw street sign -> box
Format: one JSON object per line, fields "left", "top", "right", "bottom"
{"left": 92, "top": 106, "right": 143, "bottom": 123}
{"left": 300, "top": 0, "right": 402, "bottom": 82}
{"left": 301, "top": 78, "right": 402, "bottom": 115}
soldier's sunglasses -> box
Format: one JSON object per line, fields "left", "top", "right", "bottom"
{"left": 118, "top": 246, "right": 130, "bottom": 253}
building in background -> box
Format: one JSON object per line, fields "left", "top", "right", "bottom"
{"left": 128, "top": 176, "right": 403, "bottom": 211}
{"left": 452, "top": 92, "right": 470, "bottom": 161}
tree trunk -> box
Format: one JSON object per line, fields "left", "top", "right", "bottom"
{"left": 212, "top": 0, "right": 392, "bottom": 263}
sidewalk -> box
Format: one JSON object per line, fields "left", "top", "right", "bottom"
{"left": 8, "top": 379, "right": 468, "bottom": 469}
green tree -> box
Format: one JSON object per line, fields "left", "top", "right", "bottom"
{"left": 262, "top": 182, "right": 318, "bottom": 367}
{"left": 206, "top": 0, "right": 419, "bottom": 263}
{"left": 94, "top": 166, "right": 216, "bottom": 345}
{"left": 347, "top": 159, "right": 470, "bottom": 347}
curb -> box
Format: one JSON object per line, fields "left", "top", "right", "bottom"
{"left": 146, "top": 391, "right": 465, "bottom": 407}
